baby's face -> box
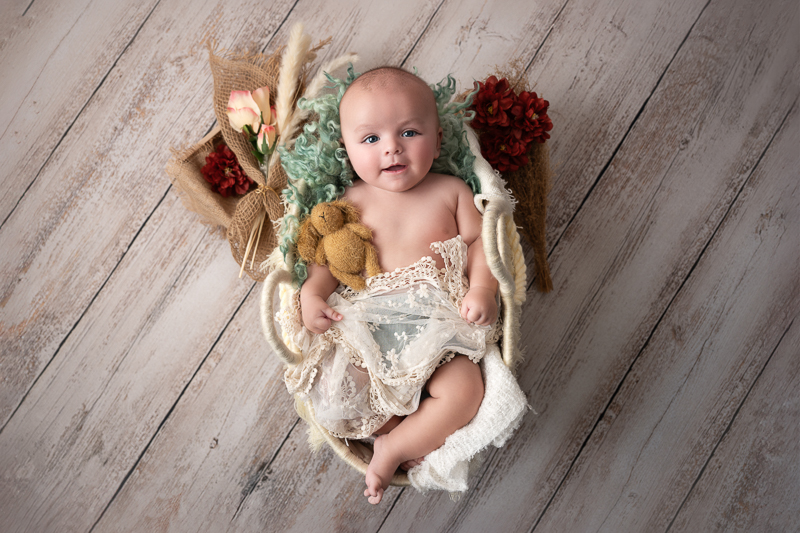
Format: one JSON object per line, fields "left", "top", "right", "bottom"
{"left": 339, "top": 81, "right": 442, "bottom": 193}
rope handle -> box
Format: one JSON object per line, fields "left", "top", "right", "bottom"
{"left": 482, "top": 204, "right": 522, "bottom": 368}
{"left": 260, "top": 268, "right": 303, "bottom": 366}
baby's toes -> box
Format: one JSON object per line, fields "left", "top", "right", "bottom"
{"left": 400, "top": 458, "right": 423, "bottom": 471}
{"left": 368, "top": 488, "right": 383, "bottom": 505}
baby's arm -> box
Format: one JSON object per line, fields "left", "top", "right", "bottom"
{"left": 300, "top": 263, "right": 342, "bottom": 334}
{"left": 454, "top": 181, "right": 498, "bottom": 325}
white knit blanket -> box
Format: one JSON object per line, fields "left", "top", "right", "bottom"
{"left": 407, "top": 343, "right": 528, "bottom": 493}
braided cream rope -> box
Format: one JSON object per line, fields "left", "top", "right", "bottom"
{"left": 260, "top": 268, "right": 302, "bottom": 366}
{"left": 466, "top": 126, "right": 526, "bottom": 369}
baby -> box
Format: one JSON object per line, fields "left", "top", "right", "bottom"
{"left": 297, "top": 67, "right": 498, "bottom": 504}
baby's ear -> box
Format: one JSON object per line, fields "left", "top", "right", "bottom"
{"left": 435, "top": 126, "right": 443, "bottom": 157}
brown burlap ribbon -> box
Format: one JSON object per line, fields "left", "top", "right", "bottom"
{"left": 227, "top": 165, "right": 287, "bottom": 280}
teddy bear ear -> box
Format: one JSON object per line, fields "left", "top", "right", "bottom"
{"left": 333, "top": 199, "right": 361, "bottom": 224}
{"left": 297, "top": 217, "right": 321, "bottom": 263}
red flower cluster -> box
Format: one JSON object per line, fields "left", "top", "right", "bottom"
{"left": 469, "top": 76, "right": 553, "bottom": 172}
{"left": 201, "top": 143, "right": 254, "bottom": 197}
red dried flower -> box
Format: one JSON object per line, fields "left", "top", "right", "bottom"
{"left": 479, "top": 129, "right": 529, "bottom": 172}
{"left": 468, "top": 74, "right": 554, "bottom": 172}
{"left": 513, "top": 91, "right": 553, "bottom": 144}
{"left": 201, "top": 143, "right": 253, "bottom": 197}
{"left": 470, "top": 76, "right": 515, "bottom": 129}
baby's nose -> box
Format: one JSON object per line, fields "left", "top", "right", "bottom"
{"left": 384, "top": 139, "right": 402, "bottom": 154}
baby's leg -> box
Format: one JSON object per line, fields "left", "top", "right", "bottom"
{"left": 364, "top": 355, "right": 484, "bottom": 504}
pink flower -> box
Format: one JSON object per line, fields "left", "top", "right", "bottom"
{"left": 226, "top": 90, "right": 261, "bottom": 132}
{"left": 252, "top": 86, "right": 271, "bottom": 124}
{"left": 257, "top": 124, "right": 277, "bottom": 154}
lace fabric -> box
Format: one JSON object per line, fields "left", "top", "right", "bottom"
{"left": 280, "top": 236, "right": 500, "bottom": 439}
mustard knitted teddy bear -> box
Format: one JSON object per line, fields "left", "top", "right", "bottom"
{"left": 296, "top": 199, "right": 382, "bottom": 290}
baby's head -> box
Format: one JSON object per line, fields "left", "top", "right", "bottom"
{"left": 339, "top": 67, "right": 443, "bottom": 193}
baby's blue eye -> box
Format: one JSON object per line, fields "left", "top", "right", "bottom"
{"left": 401, "top": 130, "right": 418, "bottom": 138}
{"left": 364, "top": 135, "right": 379, "bottom": 144}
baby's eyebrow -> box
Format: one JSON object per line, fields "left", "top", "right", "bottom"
{"left": 352, "top": 118, "right": 425, "bottom": 132}
{"left": 352, "top": 123, "right": 379, "bottom": 132}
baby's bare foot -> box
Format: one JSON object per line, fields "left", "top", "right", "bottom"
{"left": 364, "top": 435, "right": 400, "bottom": 504}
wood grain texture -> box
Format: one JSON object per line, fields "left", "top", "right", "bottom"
{"left": 403, "top": 0, "right": 563, "bottom": 89}
{"left": 224, "top": 419, "right": 405, "bottom": 533}
{"left": 523, "top": 0, "right": 711, "bottom": 268}
{"left": 0, "top": 0, "right": 295, "bottom": 427}
{"left": 534, "top": 87, "right": 800, "bottom": 532}
{"left": 0, "top": 0, "right": 158, "bottom": 222}
{"left": 0, "top": 194, "right": 253, "bottom": 532}
{"left": 90, "top": 290, "right": 298, "bottom": 533}
{"left": 670, "top": 319, "right": 800, "bottom": 532}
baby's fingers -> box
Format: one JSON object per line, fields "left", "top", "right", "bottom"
{"left": 460, "top": 302, "right": 479, "bottom": 324}
{"left": 321, "top": 306, "right": 343, "bottom": 322}
{"left": 461, "top": 303, "right": 493, "bottom": 325}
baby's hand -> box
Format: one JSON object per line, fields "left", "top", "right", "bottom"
{"left": 460, "top": 286, "right": 498, "bottom": 325}
{"left": 301, "top": 294, "right": 343, "bottom": 334}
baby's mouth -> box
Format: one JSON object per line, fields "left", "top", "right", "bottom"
{"left": 383, "top": 164, "right": 407, "bottom": 173}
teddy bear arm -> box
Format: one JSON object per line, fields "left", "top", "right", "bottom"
{"left": 315, "top": 243, "right": 327, "bottom": 266}
{"left": 364, "top": 243, "right": 382, "bottom": 278}
{"left": 346, "top": 222, "right": 372, "bottom": 241}
{"left": 329, "top": 265, "right": 366, "bottom": 291}
{"left": 297, "top": 220, "right": 320, "bottom": 263}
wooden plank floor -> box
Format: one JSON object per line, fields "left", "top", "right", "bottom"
{"left": 1, "top": 0, "right": 797, "bottom": 531}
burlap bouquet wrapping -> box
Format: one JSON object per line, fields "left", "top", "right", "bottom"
{"left": 166, "top": 125, "right": 237, "bottom": 229}
{"left": 166, "top": 46, "right": 297, "bottom": 281}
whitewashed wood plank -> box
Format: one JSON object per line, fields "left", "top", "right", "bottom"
{"left": 223, "top": 423, "right": 406, "bottom": 533}
{"left": 267, "top": 0, "right": 443, "bottom": 71}
{"left": 0, "top": 0, "right": 295, "bottom": 426}
{"left": 0, "top": 194, "right": 253, "bottom": 532}
{"left": 0, "top": 0, "right": 158, "bottom": 222}
{"left": 534, "top": 94, "right": 800, "bottom": 532}
{"left": 670, "top": 319, "right": 800, "bottom": 532}
{"left": 382, "top": 0, "right": 799, "bottom": 531}
{"left": 0, "top": 1, "right": 32, "bottom": 42}
{"left": 88, "top": 291, "right": 298, "bottom": 533}
{"left": 524, "top": 0, "right": 714, "bottom": 273}
{"left": 403, "top": 0, "right": 563, "bottom": 89}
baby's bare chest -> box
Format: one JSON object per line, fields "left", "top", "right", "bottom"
{"left": 350, "top": 193, "right": 459, "bottom": 271}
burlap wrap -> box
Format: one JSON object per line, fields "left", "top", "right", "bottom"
{"left": 166, "top": 46, "right": 297, "bottom": 281}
